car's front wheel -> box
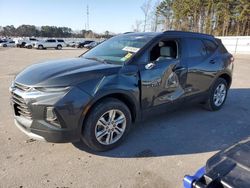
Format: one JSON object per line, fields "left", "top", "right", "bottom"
{"left": 56, "top": 45, "right": 62, "bottom": 50}
{"left": 204, "top": 78, "right": 228, "bottom": 111}
{"left": 81, "top": 98, "right": 132, "bottom": 151}
{"left": 38, "top": 45, "right": 43, "bottom": 50}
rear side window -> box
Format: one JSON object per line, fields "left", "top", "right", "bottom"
{"left": 186, "top": 38, "right": 206, "bottom": 58}
{"left": 203, "top": 39, "right": 218, "bottom": 55}
{"left": 215, "top": 39, "right": 228, "bottom": 53}
{"left": 57, "top": 39, "right": 64, "bottom": 42}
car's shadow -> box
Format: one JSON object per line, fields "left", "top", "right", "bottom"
{"left": 73, "top": 88, "right": 250, "bottom": 158}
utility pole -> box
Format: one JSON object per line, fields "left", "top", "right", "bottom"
{"left": 86, "top": 5, "right": 89, "bottom": 30}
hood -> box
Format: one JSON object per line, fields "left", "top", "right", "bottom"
{"left": 15, "top": 58, "right": 121, "bottom": 87}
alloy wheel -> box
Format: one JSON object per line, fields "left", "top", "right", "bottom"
{"left": 95, "top": 109, "right": 126, "bottom": 145}
{"left": 213, "top": 83, "right": 227, "bottom": 107}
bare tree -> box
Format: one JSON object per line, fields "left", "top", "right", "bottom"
{"left": 141, "top": 0, "right": 152, "bottom": 32}
{"left": 132, "top": 20, "right": 143, "bottom": 32}
{"left": 150, "top": 0, "right": 161, "bottom": 32}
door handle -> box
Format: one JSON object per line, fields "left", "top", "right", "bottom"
{"left": 145, "top": 62, "right": 155, "bottom": 70}
{"left": 209, "top": 59, "right": 216, "bottom": 64}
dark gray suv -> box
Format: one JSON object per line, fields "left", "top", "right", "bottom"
{"left": 10, "top": 31, "right": 234, "bottom": 151}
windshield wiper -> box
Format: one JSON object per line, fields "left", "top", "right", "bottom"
{"left": 85, "top": 57, "right": 108, "bottom": 64}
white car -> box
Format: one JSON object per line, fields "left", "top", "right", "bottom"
{"left": 24, "top": 38, "right": 39, "bottom": 49}
{"left": 14, "top": 37, "right": 38, "bottom": 48}
{"left": 66, "top": 41, "right": 79, "bottom": 47}
{"left": 84, "top": 41, "right": 100, "bottom": 49}
{"left": 33, "top": 39, "right": 66, "bottom": 50}
{"left": 0, "top": 41, "right": 16, "bottom": 47}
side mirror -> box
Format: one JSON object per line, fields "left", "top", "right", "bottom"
{"left": 145, "top": 62, "right": 155, "bottom": 70}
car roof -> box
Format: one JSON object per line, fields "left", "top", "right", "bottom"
{"left": 163, "top": 30, "right": 215, "bottom": 40}
{"left": 123, "top": 30, "right": 215, "bottom": 40}
{"left": 123, "top": 32, "right": 161, "bottom": 37}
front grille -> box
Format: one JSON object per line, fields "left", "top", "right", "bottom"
{"left": 11, "top": 89, "right": 32, "bottom": 119}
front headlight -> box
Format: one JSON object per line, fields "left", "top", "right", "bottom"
{"left": 35, "top": 86, "right": 70, "bottom": 93}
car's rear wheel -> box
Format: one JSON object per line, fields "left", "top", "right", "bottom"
{"left": 38, "top": 45, "right": 43, "bottom": 50}
{"left": 27, "top": 45, "right": 32, "bottom": 49}
{"left": 81, "top": 98, "right": 132, "bottom": 151}
{"left": 204, "top": 78, "right": 228, "bottom": 111}
{"left": 21, "top": 42, "right": 26, "bottom": 48}
{"left": 56, "top": 45, "right": 62, "bottom": 50}
{"left": 3, "top": 44, "right": 7, "bottom": 47}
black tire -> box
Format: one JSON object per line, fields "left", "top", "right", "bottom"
{"left": 21, "top": 42, "right": 26, "bottom": 48}
{"left": 204, "top": 78, "right": 228, "bottom": 111}
{"left": 27, "top": 45, "right": 32, "bottom": 49}
{"left": 56, "top": 45, "right": 62, "bottom": 50}
{"left": 81, "top": 98, "right": 132, "bottom": 151}
{"left": 38, "top": 45, "right": 43, "bottom": 50}
{"left": 3, "top": 44, "right": 7, "bottom": 47}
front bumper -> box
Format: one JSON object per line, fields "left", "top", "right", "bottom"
{"left": 10, "top": 84, "right": 92, "bottom": 143}
{"left": 14, "top": 117, "right": 80, "bottom": 142}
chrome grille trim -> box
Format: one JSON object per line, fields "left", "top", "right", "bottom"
{"left": 11, "top": 83, "right": 32, "bottom": 119}
{"left": 14, "top": 82, "right": 31, "bottom": 92}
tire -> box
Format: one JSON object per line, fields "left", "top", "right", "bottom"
{"left": 21, "top": 42, "right": 26, "bottom": 48}
{"left": 56, "top": 45, "right": 62, "bottom": 50}
{"left": 27, "top": 45, "right": 32, "bottom": 49}
{"left": 81, "top": 98, "right": 132, "bottom": 151}
{"left": 38, "top": 45, "right": 43, "bottom": 50}
{"left": 204, "top": 78, "right": 228, "bottom": 111}
{"left": 3, "top": 44, "right": 7, "bottom": 47}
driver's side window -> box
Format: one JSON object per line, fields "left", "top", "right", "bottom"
{"left": 150, "top": 40, "right": 178, "bottom": 62}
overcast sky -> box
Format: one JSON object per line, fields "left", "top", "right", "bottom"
{"left": 0, "top": 0, "right": 158, "bottom": 33}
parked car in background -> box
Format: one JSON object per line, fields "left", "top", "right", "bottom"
{"left": 184, "top": 137, "right": 250, "bottom": 188}
{"left": 0, "top": 39, "right": 7, "bottom": 44}
{"left": 24, "top": 38, "right": 39, "bottom": 49}
{"left": 14, "top": 37, "right": 38, "bottom": 48}
{"left": 33, "top": 39, "right": 66, "bottom": 50}
{"left": 0, "top": 40, "right": 16, "bottom": 47}
{"left": 10, "top": 31, "right": 233, "bottom": 151}
{"left": 77, "top": 40, "right": 95, "bottom": 48}
{"left": 66, "top": 41, "right": 79, "bottom": 48}
{"left": 84, "top": 41, "right": 100, "bottom": 49}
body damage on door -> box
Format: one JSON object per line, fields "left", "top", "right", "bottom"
{"left": 139, "top": 60, "right": 187, "bottom": 108}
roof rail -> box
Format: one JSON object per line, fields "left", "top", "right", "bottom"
{"left": 123, "top": 32, "right": 134, "bottom": 34}
{"left": 163, "top": 30, "right": 213, "bottom": 37}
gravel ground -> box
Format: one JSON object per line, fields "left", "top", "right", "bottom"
{"left": 0, "top": 47, "right": 250, "bottom": 188}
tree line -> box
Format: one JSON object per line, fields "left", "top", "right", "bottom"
{"left": 134, "top": 0, "right": 250, "bottom": 36}
{"left": 1, "top": 1, "right": 249, "bottom": 37}
{"left": 0, "top": 24, "right": 113, "bottom": 38}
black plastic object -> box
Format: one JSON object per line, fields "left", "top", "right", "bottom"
{"left": 185, "top": 137, "right": 250, "bottom": 188}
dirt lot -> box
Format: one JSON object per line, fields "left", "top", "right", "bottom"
{"left": 0, "top": 48, "right": 250, "bottom": 188}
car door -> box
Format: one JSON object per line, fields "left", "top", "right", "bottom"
{"left": 9, "top": 41, "right": 15, "bottom": 47}
{"left": 50, "top": 39, "right": 57, "bottom": 48}
{"left": 138, "top": 37, "right": 187, "bottom": 110}
{"left": 184, "top": 38, "right": 220, "bottom": 97}
{"left": 44, "top": 40, "right": 50, "bottom": 48}
{"left": 46, "top": 39, "right": 54, "bottom": 48}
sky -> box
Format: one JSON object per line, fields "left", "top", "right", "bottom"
{"left": 0, "top": 0, "right": 157, "bottom": 33}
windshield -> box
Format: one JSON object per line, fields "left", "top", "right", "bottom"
{"left": 80, "top": 34, "right": 154, "bottom": 64}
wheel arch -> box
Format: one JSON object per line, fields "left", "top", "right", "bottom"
{"left": 82, "top": 91, "right": 139, "bottom": 131}
{"left": 217, "top": 73, "right": 232, "bottom": 88}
